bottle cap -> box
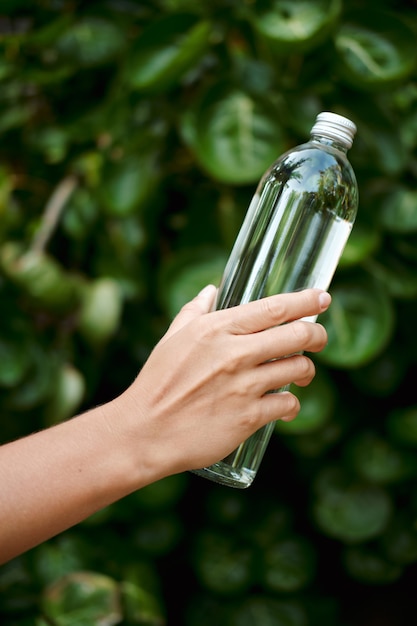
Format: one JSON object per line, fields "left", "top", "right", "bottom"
{"left": 311, "top": 111, "right": 357, "bottom": 149}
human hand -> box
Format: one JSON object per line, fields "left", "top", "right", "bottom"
{"left": 116, "top": 287, "right": 331, "bottom": 480}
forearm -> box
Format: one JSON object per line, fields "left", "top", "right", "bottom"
{"left": 0, "top": 399, "right": 148, "bottom": 564}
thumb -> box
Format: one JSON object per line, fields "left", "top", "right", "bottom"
{"left": 164, "top": 284, "right": 217, "bottom": 339}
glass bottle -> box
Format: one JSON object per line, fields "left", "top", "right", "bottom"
{"left": 192, "top": 111, "right": 359, "bottom": 488}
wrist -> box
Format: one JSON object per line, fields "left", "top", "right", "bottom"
{"left": 107, "top": 387, "right": 174, "bottom": 493}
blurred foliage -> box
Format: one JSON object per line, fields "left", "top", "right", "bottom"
{"left": 0, "top": 0, "right": 417, "bottom": 624}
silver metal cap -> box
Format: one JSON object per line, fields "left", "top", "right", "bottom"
{"left": 311, "top": 111, "right": 357, "bottom": 149}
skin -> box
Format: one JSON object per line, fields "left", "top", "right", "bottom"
{"left": 0, "top": 286, "right": 330, "bottom": 564}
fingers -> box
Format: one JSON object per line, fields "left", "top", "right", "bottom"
{"left": 222, "top": 289, "right": 331, "bottom": 335}
{"left": 247, "top": 319, "right": 328, "bottom": 365}
{"left": 260, "top": 390, "right": 301, "bottom": 424}
{"left": 240, "top": 353, "right": 316, "bottom": 400}
{"left": 255, "top": 354, "right": 316, "bottom": 394}
{"left": 164, "top": 284, "right": 217, "bottom": 339}
{"left": 166, "top": 288, "right": 330, "bottom": 344}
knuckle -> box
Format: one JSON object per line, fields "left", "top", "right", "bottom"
{"left": 219, "top": 342, "right": 246, "bottom": 377}
{"left": 297, "top": 354, "right": 314, "bottom": 377}
{"left": 238, "top": 372, "right": 256, "bottom": 394}
{"left": 241, "top": 407, "right": 262, "bottom": 431}
{"left": 260, "top": 297, "right": 286, "bottom": 326}
{"left": 193, "top": 315, "right": 217, "bottom": 341}
{"left": 222, "top": 356, "right": 240, "bottom": 376}
{"left": 187, "top": 321, "right": 206, "bottom": 348}
{"left": 290, "top": 320, "right": 311, "bottom": 344}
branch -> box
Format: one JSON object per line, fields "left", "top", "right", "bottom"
{"left": 31, "top": 174, "right": 78, "bottom": 254}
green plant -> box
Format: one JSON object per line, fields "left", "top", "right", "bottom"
{"left": 1, "top": 0, "right": 417, "bottom": 623}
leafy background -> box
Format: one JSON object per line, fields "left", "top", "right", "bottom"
{"left": 1, "top": 0, "right": 417, "bottom": 624}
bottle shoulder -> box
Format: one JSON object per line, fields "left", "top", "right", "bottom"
{"left": 266, "top": 141, "right": 357, "bottom": 190}
{"left": 283, "top": 140, "right": 353, "bottom": 170}
{"left": 258, "top": 141, "right": 358, "bottom": 222}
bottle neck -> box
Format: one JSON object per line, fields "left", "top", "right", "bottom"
{"left": 310, "top": 133, "right": 349, "bottom": 154}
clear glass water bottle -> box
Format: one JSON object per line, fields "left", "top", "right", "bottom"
{"left": 192, "top": 111, "right": 359, "bottom": 489}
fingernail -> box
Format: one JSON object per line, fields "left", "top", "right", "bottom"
{"left": 319, "top": 292, "right": 331, "bottom": 310}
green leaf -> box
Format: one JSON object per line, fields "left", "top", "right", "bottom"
{"left": 345, "top": 431, "right": 417, "bottom": 484}
{"left": 0, "top": 103, "right": 35, "bottom": 134}
{"left": 261, "top": 536, "right": 316, "bottom": 592}
{"left": 159, "top": 247, "right": 227, "bottom": 320}
{"left": 42, "top": 571, "right": 122, "bottom": 626}
{"left": 365, "top": 253, "right": 417, "bottom": 300}
{"left": 386, "top": 406, "right": 417, "bottom": 448}
{"left": 284, "top": 419, "right": 345, "bottom": 458}
{"left": 121, "top": 561, "right": 162, "bottom": 600}
{"left": 24, "top": 15, "right": 73, "bottom": 50}
{"left": 55, "top": 18, "right": 126, "bottom": 66}
{"left": 313, "top": 467, "right": 392, "bottom": 543}
{"left": 192, "top": 530, "right": 255, "bottom": 595}
{"left": 78, "top": 277, "right": 124, "bottom": 347}
{"left": 0, "top": 558, "right": 35, "bottom": 615}
{"left": 230, "top": 596, "right": 308, "bottom": 626}
{"left": 27, "top": 126, "right": 69, "bottom": 164}
{"left": 334, "top": 11, "right": 417, "bottom": 91}
{"left": 343, "top": 546, "right": 402, "bottom": 584}
{"left": 338, "top": 222, "right": 381, "bottom": 268}
{"left": 0, "top": 337, "right": 31, "bottom": 388}
{"left": 62, "top": 187, "right": 99, "bottom": 241}
{"left": 44, "top": 363, "right": 86, "bottom": 425}
{"left": 129, "top": 473, "right": 188, "bottom": 511}
{"left": 380, "top": 187, "right": 417, "bottom": 233}
{"left": 349, "top": 345, "right": 408, "bottom": 397}
{"left": 348, "top": 102, "right": 409, "bottom": 176}
{"left": 392, "top": 233, "right": 417, "bottom": 264}
{"left": 205, "top": 489, "right": 250, "bottom": 528}
{"left": 100, "top": 154, "right": 159, "bottom": 217}
{"left": 120, "top": 581, "right": 166, "bottom": 626}
{"left": 0, "top": 243, "right": 84, "bottom": 314}
{"left": 185, "top": 84, "right": 285, "bottom": 185}
{"left": 30, "top": 535, "right": 90, "bottom": 587}
{"left": 243, "top": 499, "right": 292, "bottom": 548}
{"left": 6, "top": 344, "right": 58, "bottom": 411}
{"left": 381, "top": 515, "right": 417, "bottom": 566}
{"left": 126, "top": 14, "right": 211, "bottom": 93}
{"left": 185, "top": 592, "right": 230, "bottom": 626}
{"left": 252, "top": 0, "right": 342, "bottom": 54}
{"left": 133, "top": 512, "right": 184, "bottom": 556}
{"left": 317, "top": 276, "right": 395, "bottom": 368}
{"left": 275, "top": 367, "right": 336, "bottom": 435}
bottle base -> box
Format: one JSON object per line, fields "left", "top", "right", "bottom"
{"left": 191, "top": 462, "right": 256, "bottom": 489}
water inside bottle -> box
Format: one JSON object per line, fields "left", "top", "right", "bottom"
{"left": 194, "top": 194, "right": 352, "bottom": 487}
{"left": 217, "top": 185, "right": 353, "bottom": 308}
{"left": 193, "top": 145, "right": 357, "bottom": 488}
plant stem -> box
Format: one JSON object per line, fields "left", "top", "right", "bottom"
{"left": 31, "top": 174, "right": 78, "bottom": 254}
